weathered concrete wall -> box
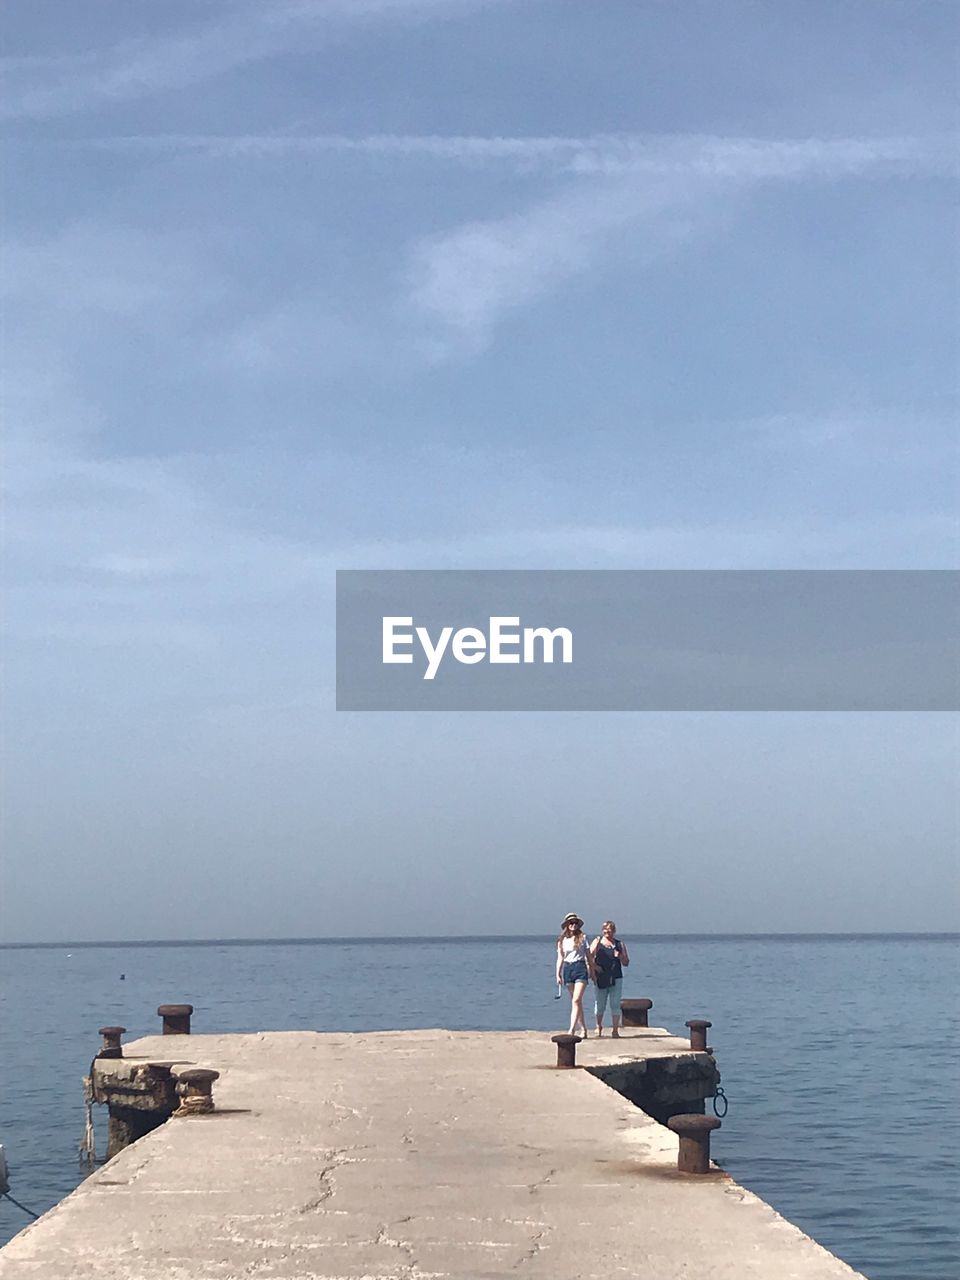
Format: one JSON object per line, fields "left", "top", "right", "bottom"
{"left": 587, "top": 1049, "right": 720, "bottom": 1123}
{"left": 90, "top": 1060, "right": 179, "bottom": 1159}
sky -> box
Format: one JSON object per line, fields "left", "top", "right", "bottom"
{"left": 1, "top": 0, "right": 958, "bottom": 942}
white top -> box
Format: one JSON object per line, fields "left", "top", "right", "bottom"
{"left": 560, "top": 936, "right": 588, "bottom": 962}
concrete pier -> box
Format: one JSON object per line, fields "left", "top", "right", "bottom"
{"left": 0, "top": 1028, "right": 864, "bottom": 1279}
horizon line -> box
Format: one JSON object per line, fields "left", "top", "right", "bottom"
{"left": 1, "top": 931, "right": 957, "bottom": 951}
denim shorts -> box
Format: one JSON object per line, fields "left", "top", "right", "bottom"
{"left": 595, "top": 977, "right": 623, "bottom": 1017}
{"left": 562, "top": 960, "right": 589, "bottom": 985}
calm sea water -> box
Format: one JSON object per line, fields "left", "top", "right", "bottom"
{"left": 0, "top": 936, "right": 957, "bottom": 1277}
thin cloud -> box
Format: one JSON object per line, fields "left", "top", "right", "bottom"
{"left": 90, "top": 554, "right": 181, "bottom": 579}
{"left": 1, "top": 225, "right": 213, "bottom": 316}
{"left": 9, "top": 411, "right": 953, "bottom": 644}
{"left": 38, "top": 130, "right": 959, "bottom": 182}
{"left": 402, "top": 131, "right": 957, "bottom": 344}
{"left": 564, "top": 132, "right": 957, "bottom": 180}
{"left": 0, "top": 0, "right": 501, "bottom": 121}
{"left": 406, "top": 175, "right": 687, "bottom": 343}
{"left": 6, "top": 128, "right": 953, "bottom": 363}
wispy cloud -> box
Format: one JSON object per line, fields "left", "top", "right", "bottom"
{"left": 398, "top": 130, "right": 956, "bottom": 345}
{"left": 6, "top": 127, "right": 954, "bottom": 365}
{"left": 10, "top": 127, "right": 951, "bottom": 360}
{"left": 8, "top": 399, "right": 954, "bottom": 655}
{"left": 90, "top": 553, "right": 181, "bottom": 579}
{"left": 740, "top": 408, "right": 960, "bottom": 462}
{"left": 1, "top": 224, "right": 215, "bottom": 317}
{"left": 24, "top": 126, "right": 946, "bottom": 357}
{"left": 563, "top": 132, "right": 957, "bottom": 180}
{"left": 36, "top": 129, "right": 959, "bottom": 181}
{"left": 0, "top": 0, "right": 500, "bottom": 121}
{"left": 406, "top": 174, "right": 688, "bottom": 344}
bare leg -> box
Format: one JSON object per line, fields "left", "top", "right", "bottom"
{"left": 565, "top": 983, "right": 577, "bottom": 1034}
{"left": 569, "top": 981, "right": 588, "bottom": 1036}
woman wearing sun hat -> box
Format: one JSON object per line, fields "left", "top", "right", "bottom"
{"left": 556, "top": 912, "right": 595, "bottom": 1037}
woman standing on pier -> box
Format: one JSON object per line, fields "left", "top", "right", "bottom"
{"left": 556, "top": 912, "right": 594, "bottom": 1037}
{"left": 590, "top": 920, "right": 629, "bottom": 1038}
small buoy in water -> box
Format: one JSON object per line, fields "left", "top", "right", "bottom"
{"left": 120, "top": 974, "right": 125, "bottom": 980}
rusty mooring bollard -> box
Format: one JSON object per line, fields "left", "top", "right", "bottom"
{"left": 173, "top": 1068, "right": 220, "bottom": 1116}
{"left": 686, "top": 1018, "right": 712, "bottom": 1052}
{"left": 621, "top": 998, "right": 653, "bottom": 1028}
{"left": 97, "top": 1026, "right": 126, "bottom": 1059}
{"left": 158, "top": 1003, "right": 193, "bottom": 1035}
{"left": 550, "top": 1033, "right": 582, "bottom": 1068}
{"left": 667, "top": 1113, "right": 722, "bottom": 1173}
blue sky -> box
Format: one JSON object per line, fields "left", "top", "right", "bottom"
{"left": 2, "top": 1, "right": 957, "bottom": 941}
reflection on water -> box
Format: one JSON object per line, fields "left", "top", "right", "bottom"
{"left": 0, "top": 935, "right": 957, "bottom": 1278}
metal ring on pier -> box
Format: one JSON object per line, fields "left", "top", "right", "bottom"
{"left": 667, "top": 1113, "right": 721, "bottom": 1174}
{"left": 550, "top": 1033, "right": 582, "bottom": 1068}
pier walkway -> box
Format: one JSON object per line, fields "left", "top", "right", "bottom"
{"left": 0, "top": 1028, "right": 863, "bottom": 1279}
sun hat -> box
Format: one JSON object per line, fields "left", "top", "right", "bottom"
{"left": 561, "top": 912, "right": 584, "bottom": 927}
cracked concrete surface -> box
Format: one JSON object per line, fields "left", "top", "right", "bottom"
{"left": 0, "top": 1030, "right": 865, "bottom": 1279}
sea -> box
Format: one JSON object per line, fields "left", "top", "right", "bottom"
{"left": 0, "top": 934, "right": 957, "bottom": 1278}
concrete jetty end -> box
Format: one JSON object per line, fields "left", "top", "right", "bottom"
{"left": 0, "top": 1029, "right": 864, "bottom": 1280}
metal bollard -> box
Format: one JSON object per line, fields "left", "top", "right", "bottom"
{"left": 667, "top": 1113, "right": 722, "bottom": 1173}
{"left": 97, "top": 1026, "right": 126, "bottom": 1059}
{"left": 158, "top": 1004, "right": 193, "bottom": 1035}
{"left": 621, "top": 998, "right": 654, "bottom": 1028}
{"left": 550, "top": 1033, "right": 582, "bottom": 1069}
{"left": 173, "top": 1068, "right": 220, "bottom": 1116}
{"left": 685, "top": 1018, "right": 712, "bottom": 1052}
